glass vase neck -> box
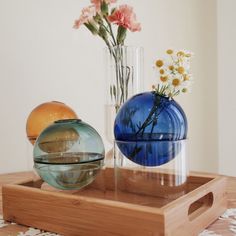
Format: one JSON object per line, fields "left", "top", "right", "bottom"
{"left": 104, "top": 45, "right": 144, "bottom": 144}
{"left": 104, "top": 45, "right": 144, "bottom": 110}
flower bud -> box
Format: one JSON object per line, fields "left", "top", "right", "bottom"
{"left": 99, "top": 25, "right": 108, "bottom": 39}
{"left": 84, "top": 22, "right": 98, "bottom": 35}
{"left": 101, "top": 1, "right": 109, "bottom": 15}
{"left": 117, "top": 26, "right": 127, "bottom": 45}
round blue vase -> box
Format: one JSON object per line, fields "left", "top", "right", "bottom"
{"left": 114, "top": 92, "right": 187, "bottom": 166}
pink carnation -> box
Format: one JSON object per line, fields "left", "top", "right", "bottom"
{"left": 73, "top": 5, "right": 97, "bottom": 29}
{"left": 91, "top": 0, "right": 117, "bottom": 12}
{"left": 108, "top": 4, "right": 141, "bottom": 32}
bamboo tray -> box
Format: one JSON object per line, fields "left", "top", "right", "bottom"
{"left": 2, "top": 168, "right": 227, "bottom": 236}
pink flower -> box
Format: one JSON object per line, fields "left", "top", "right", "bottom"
{"left": 73, "top": 5, "right": 97, "bottom": 29}
{"left": 108, "top": 5, "right": 141, "bottom": 32}
{"left": 91, "top": 0, "right": 117, "bottom": 12}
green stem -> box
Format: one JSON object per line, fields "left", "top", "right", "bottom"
{"left": 135, "top": 94, "right": 162, "bottom": 136}
{"left": 104, "top": 17, "right": 117, "bottom": 46}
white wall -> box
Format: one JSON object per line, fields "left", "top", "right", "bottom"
{"left": 217, "top": 0, "right": 236, "bottom": 177}
{"left": 0, "top": 0, "right": 219, "bottom": 174}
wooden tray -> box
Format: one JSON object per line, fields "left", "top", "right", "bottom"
{"left": 2, "top": 168, "right": 227, "bottom": 236}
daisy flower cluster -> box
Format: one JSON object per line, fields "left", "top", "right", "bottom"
{"left": 152, "top": 49, "right": 193, "bottom": 98}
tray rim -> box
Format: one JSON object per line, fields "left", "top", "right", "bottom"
{"left": 1, "top": 171, "right": 228, "bottom": 236}
{"left": 2, "top": 171, "right": 226, "bottom": 215}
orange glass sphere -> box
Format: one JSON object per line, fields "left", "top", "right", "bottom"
{"left": 26, "top": 101, "right": 78, "bottom": 145}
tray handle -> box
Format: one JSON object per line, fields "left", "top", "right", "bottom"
{"left": 188, "top": 191, "right": 214, "bottom": 221}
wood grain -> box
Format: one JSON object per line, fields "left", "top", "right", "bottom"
{"left": 1, "top": 169, "right": 228, "bottom": 236}
{"left": 0, "top": 171, "right": 235, "bottom": 235}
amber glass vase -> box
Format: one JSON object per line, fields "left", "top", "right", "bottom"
{"left": 26, "top": 101, "right": 78, "bottom": 145}
{"left": 25, "top": 101, "right": 78, "bottom": 171}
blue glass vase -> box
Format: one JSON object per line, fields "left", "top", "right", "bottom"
{"left": 33, "top": 119, "right": 105, "bottom": 190}
{"left": 114, "top": 92, "right": 187, "bottom": 166}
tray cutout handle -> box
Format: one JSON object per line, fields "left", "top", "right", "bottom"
{"left": 188, "top": 192, "right": 214, "bottom": 221}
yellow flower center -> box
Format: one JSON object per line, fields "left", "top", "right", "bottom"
{"left": 172, "top": 78, "right": 181, "bottom": 87}
{"left": 177, "top": 51, "right": 185, "bottom": 57}
{"left": 168, "top": 65, "right": 174, "bottom": 71}
{"left": 182, "top": 88, "right": 188, "bottom": 93}
{"left": 177, "top": 67, "right": 185, "bottom": 74}
{"left": 185, "top": 53, "right": 191, "bottom": 57}
{"left": 166, "top": 49, "right": 173, "bottom": 55}
{"left": 160, "top": 76, "right": 168, "bottom": 82}
{"left": 159, "top": 69, "right": 165, "bottom": 74}
{"left": 184, "top": 75, "right": 189, "bottom": 81}
{"left": 155, "top": 60, "right": 164, "bottom": 67}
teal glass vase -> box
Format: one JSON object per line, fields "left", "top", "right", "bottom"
{"left": 33, "top": 119, "right": 105, "bottom": 190}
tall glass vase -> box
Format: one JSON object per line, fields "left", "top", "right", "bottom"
{"left": 104, "top": 46, "right": 144, "bottom": 166}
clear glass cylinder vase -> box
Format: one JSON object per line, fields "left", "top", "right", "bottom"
{"left": 114, "top": 140, "right": 189, "bottom": 205}
{"left": 104, "top": 46, "right": 144, "bottom": 167}
{"left": 104, "top": 46, "right": 144, "bottom": 144}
